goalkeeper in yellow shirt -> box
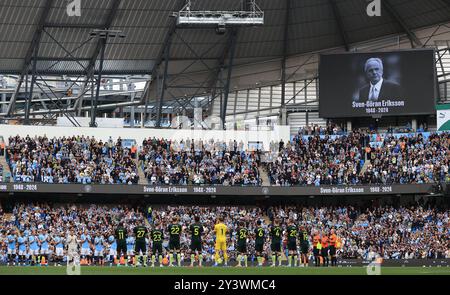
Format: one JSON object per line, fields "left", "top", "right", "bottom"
{"left": 213, "top": 216, "right": 228, "bottom": 266}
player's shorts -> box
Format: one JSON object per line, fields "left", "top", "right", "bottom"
{"left": 255, "top": 241, "right": 264, "bottom": 253}
{"left": 321, "top": 247, "right": 328, "bottom": 257}
{"left": 134, "top": 241, "right": 147, "bottom": 255}
{"left": 108, "top": 249, "right": 117, "bottom": 257}
{"left": 29, "top": 248, "right": 39, "bottom": 256}
{"left": 18, "top": 249, "right": 26, "bottom": 256}
{"left": 190, "top": 240, "right": 202, "bottom": 252}
{"left": 287, "top": 240, "right": 297, "bottom": 251}
{"left": 94, "top": 249, "right": 104, "bottom": 257}
{"left": 81, "top": 248, "right": 91, "bottom": 256}
{"left": 7, "top": 248, "right": 16, "bottom": 255}
{"left": 329, "top": 245, "right": 336, "bottom": 256}
{"left": 237, "top": 243, "right": 247, "bottom": 253}
{"left": 117, "top": 243, "right": 127, "bottom": 256}
{"left": 169, "top": 240, "right": 180, "bottom": 251}
{"left": 40, "top": 248, "right": 49, "bottom": 255}
{"left": 301, "top": 243, "right": 309, "bottom": 254}
{"left": 214, "top": 240, "right": 227, "bottom": 252}
{"left": 152, "top": 243, "right": 163, "bottom": 254}
{"left": 271, "top": 242, "right": 281, "bottom": 252}
{"left": 55, "top": 248, "right": 64, "bottom": 257}
{"left": 313, "top": 248, "right": 319, "bottom": 256}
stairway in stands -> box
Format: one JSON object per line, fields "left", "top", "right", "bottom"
{"left": 359, "top": 160, "right": 371, "bottom": 176}
{"left": 133, "top": 157, "right": 147, "bottom": 185}
{"left": 258, "top": 164, "right": 271, "bottom": 186}
{"left": 0, "top": 155, "right": 11, "bottom": 182}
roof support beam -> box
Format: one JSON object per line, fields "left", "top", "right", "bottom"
{"left": 382, "top": 0, "right": 423, "bottom": 47}
{"left": 75, "top": 0, "right": 121, "bottom": 115}
{"left": 280, "top": 0, "right": 290, "bottom": 110}
{"left": 142, "top": 0, "right": 187, "bottom": 124}
{"left": 221, "top": 28, "right": 238, "bottom": 130}
{"left": 6, "top": 0, "right": 54, "bottom": 117}
{"left": 329, "top": 0, "right": 350, "bottom": 51}
{"left": 155, "top": 37, "right": 172, "bottom": 128}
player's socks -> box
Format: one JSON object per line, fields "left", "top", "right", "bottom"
{"left": 224, "top": 252, "right": 228, "bottom": 266}
{"left": 151, "top": 255, "right": 155, "bottom": 266}
{"left": 294, "top": 255, "right": 298, "bottom": 267}
{"left": 271, "top": 255, "right": 276, "bottom": 266}
{"left": 190, "top": 254, "right": 195, "bottom": 266}
{"left": 244, "top": 255, "right": 248, "bottom": 267}
{"left": 169, "top": 253, "right": 174, "bottom": 266}
{"left": 288, "top": 255, "right": 293, "bottom": 266}
{"left": 237, "top": 255, "right": 242, "bottom": 266}
{"left": 177, "top": 253, "right": 181, "bottom": 266}
{"left": 199, "top": 255, "right": 203, "bottom": 266}
{"left": 158, "top": 255, "right": 162, "bottom": 266}
{"left": 143, "top": 255, "right": 147, "bottom": 266}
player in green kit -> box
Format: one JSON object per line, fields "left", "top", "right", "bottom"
{"left": 150, "top": 222, "right": 164, "bottom": 267}
{"left": 286, "top": 218, "right": 299, "bottom": 267}
{"left": 115, "top": 222, "right": 127, "bottom": 266}
{"left": 299, "top": 226, "right": 310, "bottom": 267}
{"left": 133, "top": 223, "right": 148, "bottom": 267}
{"left": 236, "top": 221, "right": 248, "bottom": 267}
{"left": 254, "top": 220, "right": 265, "bottom": 266}
{"left": 189, "top": 215, "right": 204, "bottom": 267}
{"left": 270, "top": 219, "right": 282, "bottom": 267}
{"left": 167, "top": 216, "right": 182, "bottom": 266}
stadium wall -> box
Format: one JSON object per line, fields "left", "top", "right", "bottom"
{"left": 0, "top": 124, "right": 290, "bottom": 151}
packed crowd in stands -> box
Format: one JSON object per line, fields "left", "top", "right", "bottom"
{"left": 0, "top": 202, "right": 448, "bottom": 263}
{"left": 139, "top": 138, "right": 261, "bottom": 186}
{"left": 6, "top": 135, "right": 139, "bottom": 184}
{"left": 268, "top": 131, "right": 450, "bottom": 186}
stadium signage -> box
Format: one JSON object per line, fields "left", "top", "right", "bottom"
{"left": 0, "top": 183, "right": 437, "bottom": 196}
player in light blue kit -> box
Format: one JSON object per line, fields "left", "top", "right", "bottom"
{"left": 7, "top": 230, "right": 17, "bottom": 266}
{"left": 94, "top": 233, "right": 105, "bottom": 266}
{"left": 126, "top": 233, "right": 135, "bottom": 266}
{"left": 28, "top": 230, "right": 39, "bottom": 265}
{"left": 17, "top": 234, "right": 27, "bottom": 266}
{"left": 107, "top": 234, "right": 117, "bottom": 266}
{"left": 80, "top": 230, "right": 92, "bottom": 265}
{"left": 38, "top": 229, "right": 49, "bottom": 266}
{"left": 53, "top": 235, "right": 65, "bottom": 266}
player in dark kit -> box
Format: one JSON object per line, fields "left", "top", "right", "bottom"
{"left": 168, "top": 216, "right": 182, "bottom": 266}
{"left": 254, "top": 220, "right": 265, "bottom": 266}
{"left": 189, "top": 215, "right": 204, "bottom": 267}
{"left": 270, "top": 219, "right": 282, "bottom": 267}
{"left": 115, "top": 223, "right": 128, "bottom": 265}
{"left": 299, "top": 226, "right": 310, "bottom": 267}
{"left": 236, "top": 221, "right": 248, "bottom": 267}
{"left": 286, "top": 219, "right": 298, "bottom": 267}
{"left": 150, "top": 222, "right": 164, "bottom": 267}
{"left": 133, "top": 224, "right": 148, "bottom": 267}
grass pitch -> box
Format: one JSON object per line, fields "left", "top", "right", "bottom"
{"left": 0, "top": 266, "right": 449, "bottom": 275}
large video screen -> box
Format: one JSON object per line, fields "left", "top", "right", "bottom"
{"left": 319, "top": 49, "right": 436, "bottom": 118}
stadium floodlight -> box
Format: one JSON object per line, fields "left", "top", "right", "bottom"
{"left": 171, "top": 0, "right": 264, "bottom": 30}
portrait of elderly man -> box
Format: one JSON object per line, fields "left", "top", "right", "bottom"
{"left": 358, "top": 58, "right": 401, "bottom": 102}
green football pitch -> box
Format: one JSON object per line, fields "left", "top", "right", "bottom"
{"left": 0, "top": 266, "right": 449, "bottom": 275}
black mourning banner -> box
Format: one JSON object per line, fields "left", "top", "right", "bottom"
{"left": 319, "top": 49, "right": 436, "bottom": 118}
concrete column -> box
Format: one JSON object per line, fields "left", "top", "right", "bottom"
{"left": 411, "top": 119, "right": 417, "bottom": 132}
{"left": 347, "top": 120, "right": 352, "bottom": 132}
{"left": 279, "top": 107, "right": 287, "bottom": 125}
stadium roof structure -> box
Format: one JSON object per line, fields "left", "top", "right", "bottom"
{"left": 1, "top": 0, "right": 450, "bottom": 127}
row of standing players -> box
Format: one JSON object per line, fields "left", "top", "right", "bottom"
{"left": 112, "top": 216, "right": 340, "bottom": 267}
{"left": 2, "top": 216, "right": 340, "bottom": 267}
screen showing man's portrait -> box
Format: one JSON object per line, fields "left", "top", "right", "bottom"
{"left": 319, "top": 50, "right": 435, "bottom": 118}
